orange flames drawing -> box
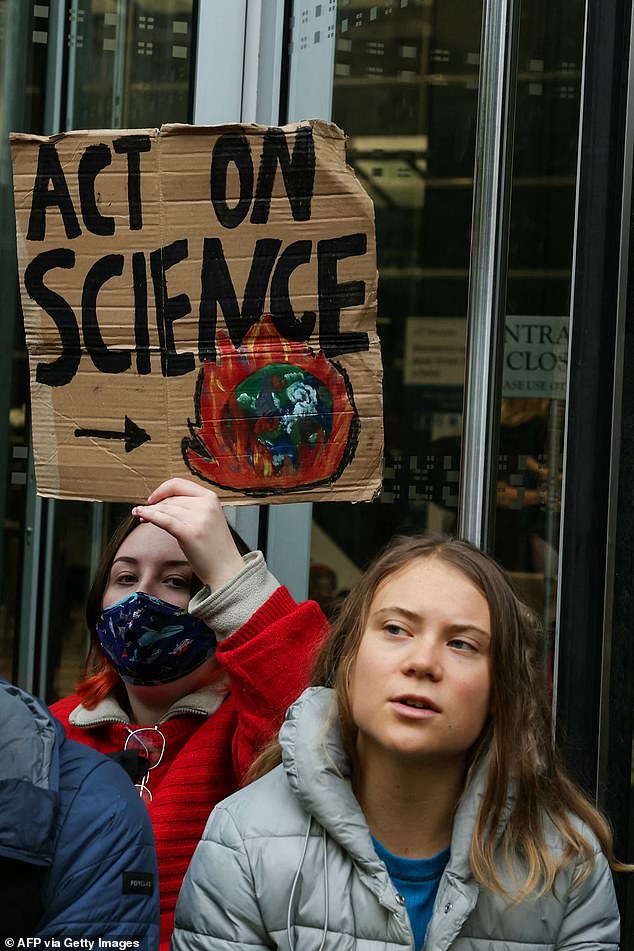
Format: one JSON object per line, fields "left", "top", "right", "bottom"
{"left": 182, "top": 316, "right": 360, "bottom": 495}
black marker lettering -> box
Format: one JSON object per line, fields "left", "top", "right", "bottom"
{"left": 199, "top": 237, "right": 281, "bottom": 357}
{"left": 82, "top": 254, "right": 131, "bottom": 373}
{"left": 24, "top": 249, "right": 80, "bottom": 386}
{"left": 251, "top": 126, "right": 315, "bottom": 225}
{"left": 133, "top": 251, "right": 151, "bottom": 375}
{"left": 150, "top": 239, "right": 194, "bottom": 377}
{"left": 27, "top": 143, "right": 81, "bottom": 241}
{"left": 78, "top": 143, "right": 115, "bottom": 236}
{"left": 113, "top": 134, "right": 151, "bottom": 230}
{"left": 318, "top": 233, "right": 369, "bottom": 357}
{"left": 270, "top": 240, "right": 315, "bottom": 341}
{"left": 210, "top": 133, "right": 254, "bottom": 229}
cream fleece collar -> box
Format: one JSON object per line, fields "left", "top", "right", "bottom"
{"left": 68, "top": 677, "right": 230, "bottom": 728}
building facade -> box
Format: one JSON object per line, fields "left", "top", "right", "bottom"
{"left": 0, "top": 0, "right": 632, "bottom": 939}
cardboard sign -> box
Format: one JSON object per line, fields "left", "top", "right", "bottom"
{"left": 11, "top": 121, "right": 382, "bottom": 504}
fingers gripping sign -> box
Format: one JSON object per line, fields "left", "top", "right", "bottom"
{"left": 132, "top": 478, "right": 245, "bottom": 590}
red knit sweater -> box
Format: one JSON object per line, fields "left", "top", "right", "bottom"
{"left": 51, "top": 587, "right": 326, "bottom": 951}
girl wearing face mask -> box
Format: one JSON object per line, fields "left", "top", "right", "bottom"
{"left": 50, "top": 477, "right": 326, "bottom": 951}
{"left": 172, "top": 534, "right": 629, "bottom": 951}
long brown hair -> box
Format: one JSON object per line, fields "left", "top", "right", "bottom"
{"left": 249, "top": 533, "right": 630, "bottom": 898}
{"left": 78, "top": 513, "right": 248, "bottom": 709}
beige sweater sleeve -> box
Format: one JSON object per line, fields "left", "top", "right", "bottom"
{"left": 188, "top": 551, "right": 280, "bottom": 642}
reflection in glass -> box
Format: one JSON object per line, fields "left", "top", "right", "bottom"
{"left": 495, "top": 395, "right": 563, "bottom": 644}
{"left": 493, "top": 0, "right": 584, "bottom": 635}
{"left": 288, "top": 0, "right": 481, "bottom": 587}
{"left": 65, "top": 0, "right": 195, "bottom": 130}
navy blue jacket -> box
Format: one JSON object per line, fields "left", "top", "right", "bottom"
{"left": 0, "top": 680, "right": 159, "bottom": 946}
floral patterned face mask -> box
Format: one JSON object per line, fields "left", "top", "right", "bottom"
{"left": 96, "top": 591, "right": 216, "bottom": 686}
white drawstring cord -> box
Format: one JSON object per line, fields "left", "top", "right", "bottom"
{"left": 286, "top": 818, "right": 330, "bottom": 951}
{"left": 318, "top": 826, "right": 329, "bottom": 951}
{"left": 287, "top": 816, "right": 312, "bottom": 951}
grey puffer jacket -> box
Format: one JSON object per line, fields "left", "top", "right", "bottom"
{"left": 172, "top": 687, "right": 620, "bottom": 951}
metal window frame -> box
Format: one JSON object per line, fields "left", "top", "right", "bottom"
{"left": 599, "top": 2, "right": 634, "bottom": 884}
{"left": 458, "top": 0, "right": 520, "bottom": 548}
{"left": 596, "top": 2, "right": 634, "bottom": 802}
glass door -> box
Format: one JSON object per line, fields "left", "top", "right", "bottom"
{"left": 285, "top": 0, "right": 582, "bottom": 631}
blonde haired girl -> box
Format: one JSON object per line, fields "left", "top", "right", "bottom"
{"left": 173, "top": 534, "right": 626, "bottom": 950}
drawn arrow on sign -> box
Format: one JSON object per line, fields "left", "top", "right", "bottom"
{"left": 74, "top": 416, "right": 151, "bottom": 453}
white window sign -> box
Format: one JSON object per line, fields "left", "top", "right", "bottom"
{"left": 502, "top": 315, "right": 569, "bottom": 397}
{"left": 404, "top": 317, "right": 467, "bottom": 387}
